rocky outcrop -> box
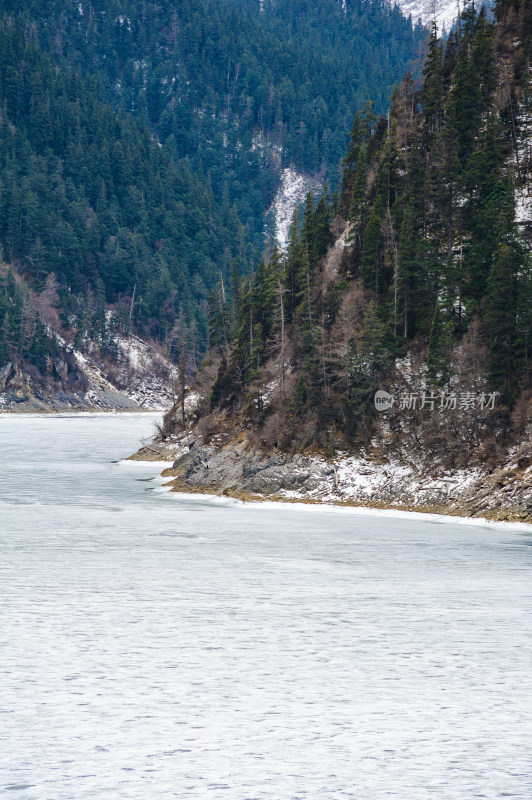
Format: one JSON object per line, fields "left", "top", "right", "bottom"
{"left": 0, "top": 332, "right": 176, "bottom": 412}
{"left": 0, "top": 361, "right": 140, "bottom": 412}
{"left": 136, "top": 430, "right": 532, "bottom": 524}
{"left": 164, "top": 438, "right": 334, "bottom": 495}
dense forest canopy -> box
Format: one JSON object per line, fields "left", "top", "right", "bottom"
{"left": 202, "top": 0, "right": 531, "bottom": 459}
{"left": 0, "top": 0, "right": 424, "bottom": 372}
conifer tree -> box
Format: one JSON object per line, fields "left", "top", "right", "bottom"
{"left": 348, "top": 144, "right": 369, "bottom": 245}
{"left": 422, "top": 22, "right": 444, "bottom": 149}
{"left": 283, "top": 206, "right": 302, "bottom": 317}
{"left": 314, "top": 188, "right": 332, "bottom": 260}
{"left": 361, "top": 194, "right": 384, "bottom": 297}
{"left": 486, "top": 242, "right": 517, "bottom": 399}
{"left": 302, "top": 192, "right": 317, "bottom": 270}
{"left": 230, "top": 259, "right": 240, "bottom": 318}
{"left": 427, "top": 301, "right": 453, "bottom": 386}
{"left": 396, "top": 202, "right": 416, "bottom": 338}
{"left": 347, "top": 300, "right": 391, "bottom": 426}
{"left": 340, "top": 111, "right": 364, "bottom": 201}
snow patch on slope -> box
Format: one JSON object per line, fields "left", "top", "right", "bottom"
{"left": 92, "top": 333, "right": 178, "bottom": 409}
{"left": 515, "top": 186, "right": 532, "bottom": 226}
{"left": 52, "top": 331, "right": 178, "bottom": 411}
{"left": 270, "top": 168, "right": 321, "bottom": 249}
{"left": 395, "top": 0, "right": 458, "bottom": 31}
{"left": 252, "top": 134, "right": 321, "bottom": 249}
{"left": 514, "top": 82, "right": 532, "bottom": 230}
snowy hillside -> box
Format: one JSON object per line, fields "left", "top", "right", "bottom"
{"left": 395, "top": 0, "right": 458, "bottom": 31}
{"left": 395, "top": 0, "right": 494, "bottom": 32}
{"left": 0, "top": 329, "right": 179, "bottom": 412}
{"left": 79, "top": 333, "right": 179, "bottom": 410}
{"left": 269, "top": 168, "right": 322, "bottom": 250}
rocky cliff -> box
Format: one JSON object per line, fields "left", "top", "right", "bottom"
{"left": 0, "top": 332, "right": 177, "bottom": 412}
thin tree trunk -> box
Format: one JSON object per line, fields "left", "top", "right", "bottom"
{"left": 278, "top": 281, "right": 285, "bottom": 395}
{"left": 128, "top": 284, "right": 136, "bottom": 333}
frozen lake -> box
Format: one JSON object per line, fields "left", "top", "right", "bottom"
{"left": 1, "top": 413, "right": 531, "bottom": 799}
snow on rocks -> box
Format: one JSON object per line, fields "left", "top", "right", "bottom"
{"left": 0, "top": 327, "right": 179, "bottom": 412}
{"left": 136, "top": 426, "right": 532, "bottom": 523}
{"left": 111, "top": 333, "right": 179, "bottom": 410}
{"left": 59, "top": 330, "right": 176, "bottom": 410}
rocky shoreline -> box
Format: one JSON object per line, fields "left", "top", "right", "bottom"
{"left": 129, "top": 431, "right": 532, "bottom": 525}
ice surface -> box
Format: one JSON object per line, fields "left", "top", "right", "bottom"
{"left": 1, "top": 414, "right": 532, "bottom": 800}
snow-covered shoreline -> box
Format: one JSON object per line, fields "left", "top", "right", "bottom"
{"left": 149, "top": 484, "right": 532, "bottom": 532}
{"left": 125, "top": 429, "right": 532, "bottom": 527}
{"left": 0, "top": 407, "right": 164, "bottom": 415}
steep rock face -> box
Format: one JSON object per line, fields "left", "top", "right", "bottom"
{"left": 0, "top": 333, "right": 177, "bottom": 412}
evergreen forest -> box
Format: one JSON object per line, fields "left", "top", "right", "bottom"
{"left": 202, "top": 0, "right": 531, "bottom": 461}
{"left": 0, "top": 0, "right": 423, "bottom": 371}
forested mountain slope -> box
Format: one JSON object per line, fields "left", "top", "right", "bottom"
{"left": 155, "top": 0, "right": 532, "bottom": 521}
{"left": 0, "top": 0, "right": 424, "bottom": 407}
